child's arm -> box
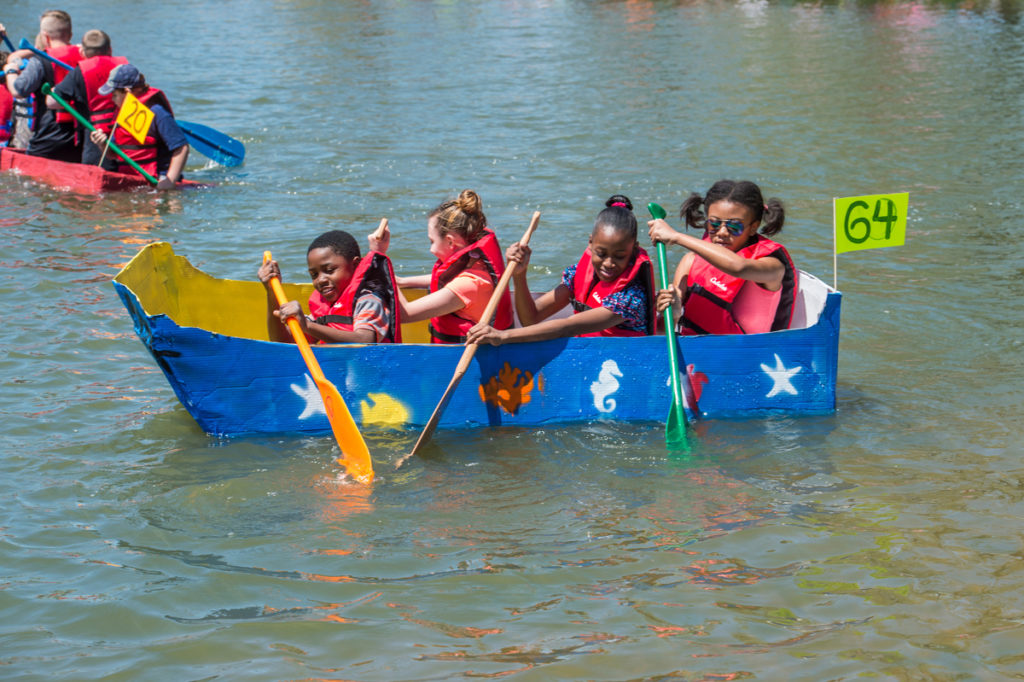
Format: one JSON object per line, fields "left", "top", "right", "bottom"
{"left": 396, "top": 273, "right": 431, "bottom": 288}
{"left": 466, "top": 306, "right": 624, "bottom": 346}
{"left": 397, "top": 286, "right": 464, "bottom": 324}
{"left": 648, "top": 219, "right": 784, "bottom": 289}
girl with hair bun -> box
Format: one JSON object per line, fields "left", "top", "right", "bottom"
{"left": 466, "top": 195, "right": 656, "bottom": 346}
{"left": 387, "top": 189, "right": 513, "bottom": 344}
{"left": 647, "top": 179, "right": 798, "bottom": 336}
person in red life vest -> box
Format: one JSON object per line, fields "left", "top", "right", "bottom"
{"left": 0, "top": 49, "right": 12, "bottom": 145}
{"left": 86, "top": 63, "right": 189, "bottom": 190}
{"left": 257, "top": 229, "right": 402, "bottom": 345}
{"left": 466, "top": 195, "right": 656, "bottom": 347}
{"left": 1, "top": 11, "right": 82, "bottom": 161}
{"left": 387, "top": 189, "right": 513, "bottom": 344}
{"left": 46, "top": 29, "right": 126, "bottom": 167}
{"left": 647, "top": 179, "right": 798, "bottom": 336}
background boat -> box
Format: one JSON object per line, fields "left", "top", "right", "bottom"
{"left": 0, "top": 147, "right": 206, "bottom": 194}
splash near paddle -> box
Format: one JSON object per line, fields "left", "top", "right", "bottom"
{"left": 263, "top": 252, "right": 374, "bottom": 484}
{"left": 649, "top": 202, "right": 690, "bottom": 451}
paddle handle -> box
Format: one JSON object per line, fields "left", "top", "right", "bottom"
{"left": 478, "top": 210, "right": 541, "bottom": 327}
{"left": 3, "top": 34, "right": 15, "bottom": 52}
{"left": 263, "top": 252, "right": 326, "bottom": 382}
{"left": 657, "top": 241, "right": 686, "bottom": 410}
{"left": 41, "top": 83, "right": 158, "bottom": 185}
{"left": 18, "top": 38, "right": 73, "bottom": 71}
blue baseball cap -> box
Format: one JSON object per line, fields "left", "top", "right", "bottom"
{"left": 98, "top": 63, "right": 141, "bottom": 95}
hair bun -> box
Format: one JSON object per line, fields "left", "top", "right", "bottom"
{"left": 605, "top": 194, "right": 633, "bottom": 211}
{"left": 456, "top": 189, "right": 482, "bottom": 216}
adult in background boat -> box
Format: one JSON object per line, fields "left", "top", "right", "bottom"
{"left": 46, "top": 28, "right": 126, "bottom": 167}
{"left": 86, "top": 63, "right": 189, "bottom": 190}
{"left": 388, "top": 189, "right": 513, "bottom": 344}
{"left": 257, "top": 229, "right": 402, "bottom": 344}
{"left": 648, "top": 179, "right": 798, "bottom": 336}
{"left": 1, "top": 11, "right": 82, "bottom": 162}
{"left": 0, "top": 49, "right": 11, "bottom": 146}
{"left": 466, "top": 195, "right": 656, "bottom": 346}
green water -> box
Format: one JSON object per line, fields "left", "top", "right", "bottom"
{"left": 2, "top": 0, "right": 1023, "bottom": 678}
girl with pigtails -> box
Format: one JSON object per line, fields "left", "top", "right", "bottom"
{"left": 647, "top": 180, "right": 798, "bottom": 336}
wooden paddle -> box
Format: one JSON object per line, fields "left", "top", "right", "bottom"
{"left": 649, "top": 203, "right": 690, "bottom": 450}
{"left": 41, "top": 83, "right": 158, "bottom": 184}
{"left": 398, "top": 211, "right": 541, "bottom": 466}
{"left": 23, "top": 39, "right": 245, "bottom": 167}
{"left": 263, "top": 251, "right": 374, "bottom": 484}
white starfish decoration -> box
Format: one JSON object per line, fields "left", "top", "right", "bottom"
{"left": 291, "top": 374, "right": 326, "bottom": 420}
{"left": 760, "top": 353, "right": 802, "bottom": 398}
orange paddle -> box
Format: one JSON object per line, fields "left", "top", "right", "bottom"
{"left": 264, "top": 251, "right": 373, "bottom": 484}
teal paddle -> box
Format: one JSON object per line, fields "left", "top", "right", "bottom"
{"left": 176, "top": 120, "right": 244, "bottom": 167}
{"left": 649, "top": 202, "right": 690, "bottom": 450}
{"left": 20, "top": 38, "right": 245, "bottom": 167}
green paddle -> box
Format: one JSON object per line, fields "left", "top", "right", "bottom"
{"left": 649, "top": 202, "right": 690, "bottom": 450}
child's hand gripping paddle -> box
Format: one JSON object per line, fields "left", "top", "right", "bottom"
{"left": 649, "top": 202, "right": 690, "bottom": 450}
{"left": 263, "top": 251, "right": 373, "bottom": 484}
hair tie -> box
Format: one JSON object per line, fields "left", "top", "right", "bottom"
{"left": 764, "top": 204, "right": 768, "bottom": 210}
{"left": 611, "top": 202, "right": 627, "bottom": 208}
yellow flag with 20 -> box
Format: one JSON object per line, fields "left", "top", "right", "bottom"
{"left": 115, "top": 92, "right": 155, "bottom": 145}
{"left": 834, "top": 192, "right": 909, "bottom": 254}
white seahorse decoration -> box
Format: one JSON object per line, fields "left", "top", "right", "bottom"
{"left": 591, "top": 359, "right": 623, "bottom": 413}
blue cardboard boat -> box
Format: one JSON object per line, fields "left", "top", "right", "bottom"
{"left": 112, "top": 242, "right": 840, "bottom": 436}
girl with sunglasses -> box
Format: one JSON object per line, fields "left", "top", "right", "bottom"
{"left": 647, "top": 179, "right": 798, "bottom": 336}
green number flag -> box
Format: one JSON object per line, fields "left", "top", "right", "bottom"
{"left": 834, "top": 192, "right": 909, "bottom": 254}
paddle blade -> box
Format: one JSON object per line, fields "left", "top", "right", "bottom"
{"left": 666, "top": 398, "right": 689, "bottom": 451}
{"left": 317, "top": 376, "right": 374, "bottom": 484}
{"left": 178, "top": 120, "right": 245, "bottom": 166}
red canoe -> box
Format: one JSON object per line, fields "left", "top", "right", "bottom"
{"left": 1, "top": 147, "right": 206, "bottom": 194}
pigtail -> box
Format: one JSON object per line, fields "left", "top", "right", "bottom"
{"left": 759, "top": 197, "right": 785, "bottom": 236}
{"left": 679, "top": 192, "right": 705, "bottom": 230}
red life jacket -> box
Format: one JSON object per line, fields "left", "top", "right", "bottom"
{"left": 680, "top": 235, "right": 798, "bottom": 336}
{"left": 306, "top": 251, "right": 402, "bottom": 344}
{"left": 428, "top": 228, "right": 512, "bottom": 344}
{"left": 47, "top": 45, "right": 82, "bottom": 124}
{"left": 79, "top": 55, "right": 129, "bottom": 133}
{"left": 570, "top": 246, "right": 656, "bottom": 337}
{"left": 0, "top": 85, "right": 12, "bottom": 143}
{"left": 112, "top": 87, "right": 172, "bottom": 177}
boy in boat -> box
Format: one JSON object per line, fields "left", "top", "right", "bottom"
{"left": 258, "top": 229, "right": 402, "bottom": 344}
{"left": 647, "top": 179, "right": 798, "bottom": 336}
{"left": 466, "top": 195, "right": 656, "bottom": 346}
{"left": 1, "top": 11, "right": 82, "bottom": 162}
{"left": 46, "top": 29, "right": 126, "bottom": 167}
{"left": 86, "top": 63, "right": 189, "bottom": 190}
{"left": 382, "top": 189, "right": 513, "bottom": 344}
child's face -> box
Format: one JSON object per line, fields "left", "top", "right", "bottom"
{"left": 307, "top": 247, "right": 358, "bottom": 304}
{"left": 427, "top": 215, "right": 467, "bottom": 262}
{"left": 589, "top": 226, "right": 636, "bottom": 283}
{"left": 705, "top": 200, "right": 759, "bottom": 251}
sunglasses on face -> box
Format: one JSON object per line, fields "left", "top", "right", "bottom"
{"left": 706, "top": 218, "right": 746, "bottom": 236}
